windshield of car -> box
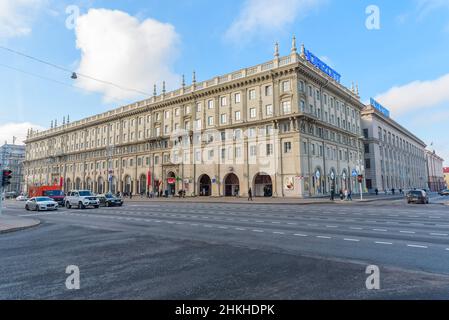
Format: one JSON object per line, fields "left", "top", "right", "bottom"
{"left": 79, "top": 191, "right": 93, "bottom": 197}
{"left": 36, "top": 197, "right": 54, "bottom": 202}
{"left": 409, "top": 191, "right": 422, "bottom": 196}
{"left": 43, "top": 190, "right": 64, "bottom": 196}
{"left": 105, "top": 194, "right": 115, "bottom": 199}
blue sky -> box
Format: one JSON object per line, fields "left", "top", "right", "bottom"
{"left": 0, "top": 0, "right": 448, "bottom": 163}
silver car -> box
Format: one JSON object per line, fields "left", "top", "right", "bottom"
{"left": 25, "top": 197, "right": 59, "bottom": 211}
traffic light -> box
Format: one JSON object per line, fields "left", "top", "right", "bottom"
{"left": 1, "top": 170, "right": 12, "bottom": 187}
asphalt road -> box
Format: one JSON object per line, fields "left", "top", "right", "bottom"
{"left": 1, "top": 195, "right": 449, "bottom": 299}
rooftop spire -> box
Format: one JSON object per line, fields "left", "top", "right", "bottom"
{"left": 192, "top": 71, "right": 196, "bottom": 84}
{"left": 162, "top": 81, "right": 166, "bottom": 94}
{"left": 300, "top": 43, "right": 306, "bottom": 59}
{"left": 182, "top": 74, "right": 185, "bottom": 88}
{"left": 291, "top": 35, "right": 297, "bottom": 53}
{"left": 274, "top": 42, "right": 279, "bottom": 58}
{"left": 153, "top": 84, "right": 157, "bottom": 97}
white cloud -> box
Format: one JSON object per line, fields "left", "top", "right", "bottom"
{"left": 375, "top": 73, "right": 449, "bottom": 115}
{"left": 0, "top": 0, "right": 44, "bottom": 38}
{"left": 225, "top": 0, "right": 324, "bottom": 42}
{"left": 417, "top": 0, "right": 449, "bottom": 18}
{"left": 75, "top": 9, "right": 180, "bottom": 101}
{"left": 0, "top": 122, "right": 45, "bottom": 145}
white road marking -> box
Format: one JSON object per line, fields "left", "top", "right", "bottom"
{"left": 294, "top": 233, "right": 308, "bottom": 237}
{"left": 273, "top": 231, "right": 285, "bottom": 235}
{"left": 373, "top": 229, "right": 387, "bottom": 232}
{"left": 317, "top": 236, "right": 332, "bottom": 239}
{"left": 252, "top": 230, "right": 264, "bottom": 233}
{"left": 400, "top": 231, "right": 415, "bottom": 234}
{"left": 375, "top": 241, "right": 393, "bottom": 245}
{"left": 235, "top": 228, "right": 246, "bottom": 231}
{"left": 344, "top": 238, "right": 360, "bottom": 242}
{"left": 287, "top": 222, "right": 297, "bottom": 225}
{"left": 326, "top": 225, "right": 338, "bottom": 228}
{"left": 407, "top": 244, "right": 428, "bottom": 249}
{"left": 430, "top": 233, "right": 448, "bottom": 236}
{"left": 350, "top": 227, "right": 363, "bottom": 230}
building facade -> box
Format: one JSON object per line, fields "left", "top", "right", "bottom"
{"left": 444, "top": 167, "right": 449, "bottom": 189}
{"left": 361, "top": 104, "right": 428, "bottom": 192}
{"left": 24, "top": 41, "right": 366, "bottom": 198}
{"left": 425, "top": 150, "right": 445, "bottom": 192}
{"left": 0, "top": 143, "right": 26, "bottom": 194}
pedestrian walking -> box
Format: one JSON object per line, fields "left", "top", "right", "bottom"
{"left": 375, "top": 188, "right": 379, "bottom": 196}
{"left": 348, "top": 189, "right": 353, "bottom": 201}
{"left": 330, "top": 187, "right": 335, "bottom": 201}
{"left": 344, "top": 189, "right": 349, "bottom": 201}
{"left": 339, "top": 189, "right": 344, "bottom": 201}
{"left": 248, "top": 188, "right": 253, "bottom": 201}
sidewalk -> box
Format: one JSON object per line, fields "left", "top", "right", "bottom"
{"left": 0, "top": 215, "right": 41, "bottom": 234}
{"left": 123, "top": 194, "right": 405, "bottom": 205}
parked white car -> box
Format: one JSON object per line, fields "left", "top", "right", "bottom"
{"left": 64, "top": 190, "right": 100, "bottom": 209}
{"left": 25, "top": 197, "right": 59, "bottom": 211}
{"left": 16, "top": 195, "right": 28, "bottom": 201}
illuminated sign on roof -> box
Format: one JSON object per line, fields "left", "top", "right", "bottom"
{"left": 304, "top": 49, "right": 341, "bottom": 83}
{"left": 370, "top": 98, "right": 390, "bottom": 118}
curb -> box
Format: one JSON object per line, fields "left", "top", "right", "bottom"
{"left": 122, "top": 197, "right": 405, "bottom": 206}
{"left": 0, "top": 219, "right": 41, "bottom": 235}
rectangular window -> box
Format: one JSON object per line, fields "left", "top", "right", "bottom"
{"left": 207, "top": 116, "right": 214, "bottom": 126}
{"left": 250, "top": 145, "right": 257, "bottom": 157}
{"left": 250, "top": 108, "right": 256, "bottom": 119}
{"left": 208, "top": 100, "right": 214, "bottom": 109}
{"left": 364, "top": 144, "right": 370, "bottom": 154}
{"left": 282, "top": 101, "right": 291, "bottom": 114}
{"left": 235, "top": 111, "right": 241, "bottom": 121}
{"left": 265, "top": 85, "right": 272, "bottom": 96}
{"left": 266, "top": 144, "right": 273, "bottom": 156}
{"left": 249, "top": 89, "right": 256, "bottom": 100}
{"left": 266, "top": 104, "right": 273, "bottom": 116}
{"left": 282, "top": 80, "right": 290, "bottom": 92}
{"left": 221, "top": 96, "right": 227, "bottom": 106}
{"left": 220, "top": 114, "right": 227, "bottom": 124}
{"left": 365, "top": 159, "right": 371, "bottom": 169}
{"left": 235, "top": 93, "right": 241, "bottom": 103}
{"left": 284, "top": 142, "right": 292, "bottom": 153}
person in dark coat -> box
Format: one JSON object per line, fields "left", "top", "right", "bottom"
{"left": 248, "top": 188, "right": 253, "bottom": 201}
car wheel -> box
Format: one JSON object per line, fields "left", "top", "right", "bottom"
{"left": 25, "top": 204, "right": 29, "bottom": 211}
{"left": 79, "top": 202, "right": 85, "bottom": 209}
{"left": 94, "top": 205, "right": 99, "bottom": 209}
{"left": 105, "top": 202, "right": 109, "bottom": 207}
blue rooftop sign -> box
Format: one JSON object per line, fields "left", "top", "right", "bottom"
{"left": 304, "top": 49, "right": 341, "bottom": 83}
{"left": 370, "top": 98, "right": 390, "bottom": 118}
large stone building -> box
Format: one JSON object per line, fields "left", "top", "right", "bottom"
{"left": 0, "top": 143, "right": 26, "bottom": 194}
{"left": 24, "top": 39, "right": 366, "bottom": 198}
{"left": 425, "top": 150, "right": 445, "bottom": 192}
{"left": 361, "top": 101, "right": 428, "bottom": 193}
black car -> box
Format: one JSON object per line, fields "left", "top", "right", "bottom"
{"left": 439, "top": 189, "right": 449, "bottom": 196}
{"left": 406, "top": 190, "right": 429, "bottom": 204}
{"left": 97, "top": 194, "right": 124, "bottom": 207}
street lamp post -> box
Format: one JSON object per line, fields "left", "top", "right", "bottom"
{"left": 107, "top": 146, "right": 115, "bottom": 194}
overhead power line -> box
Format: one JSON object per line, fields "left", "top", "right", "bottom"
{"left": 0, "top": 45, "right": 152, "bottom": 97}
{"left": 0, "top": 62, "right": 129, "bottom": 104}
